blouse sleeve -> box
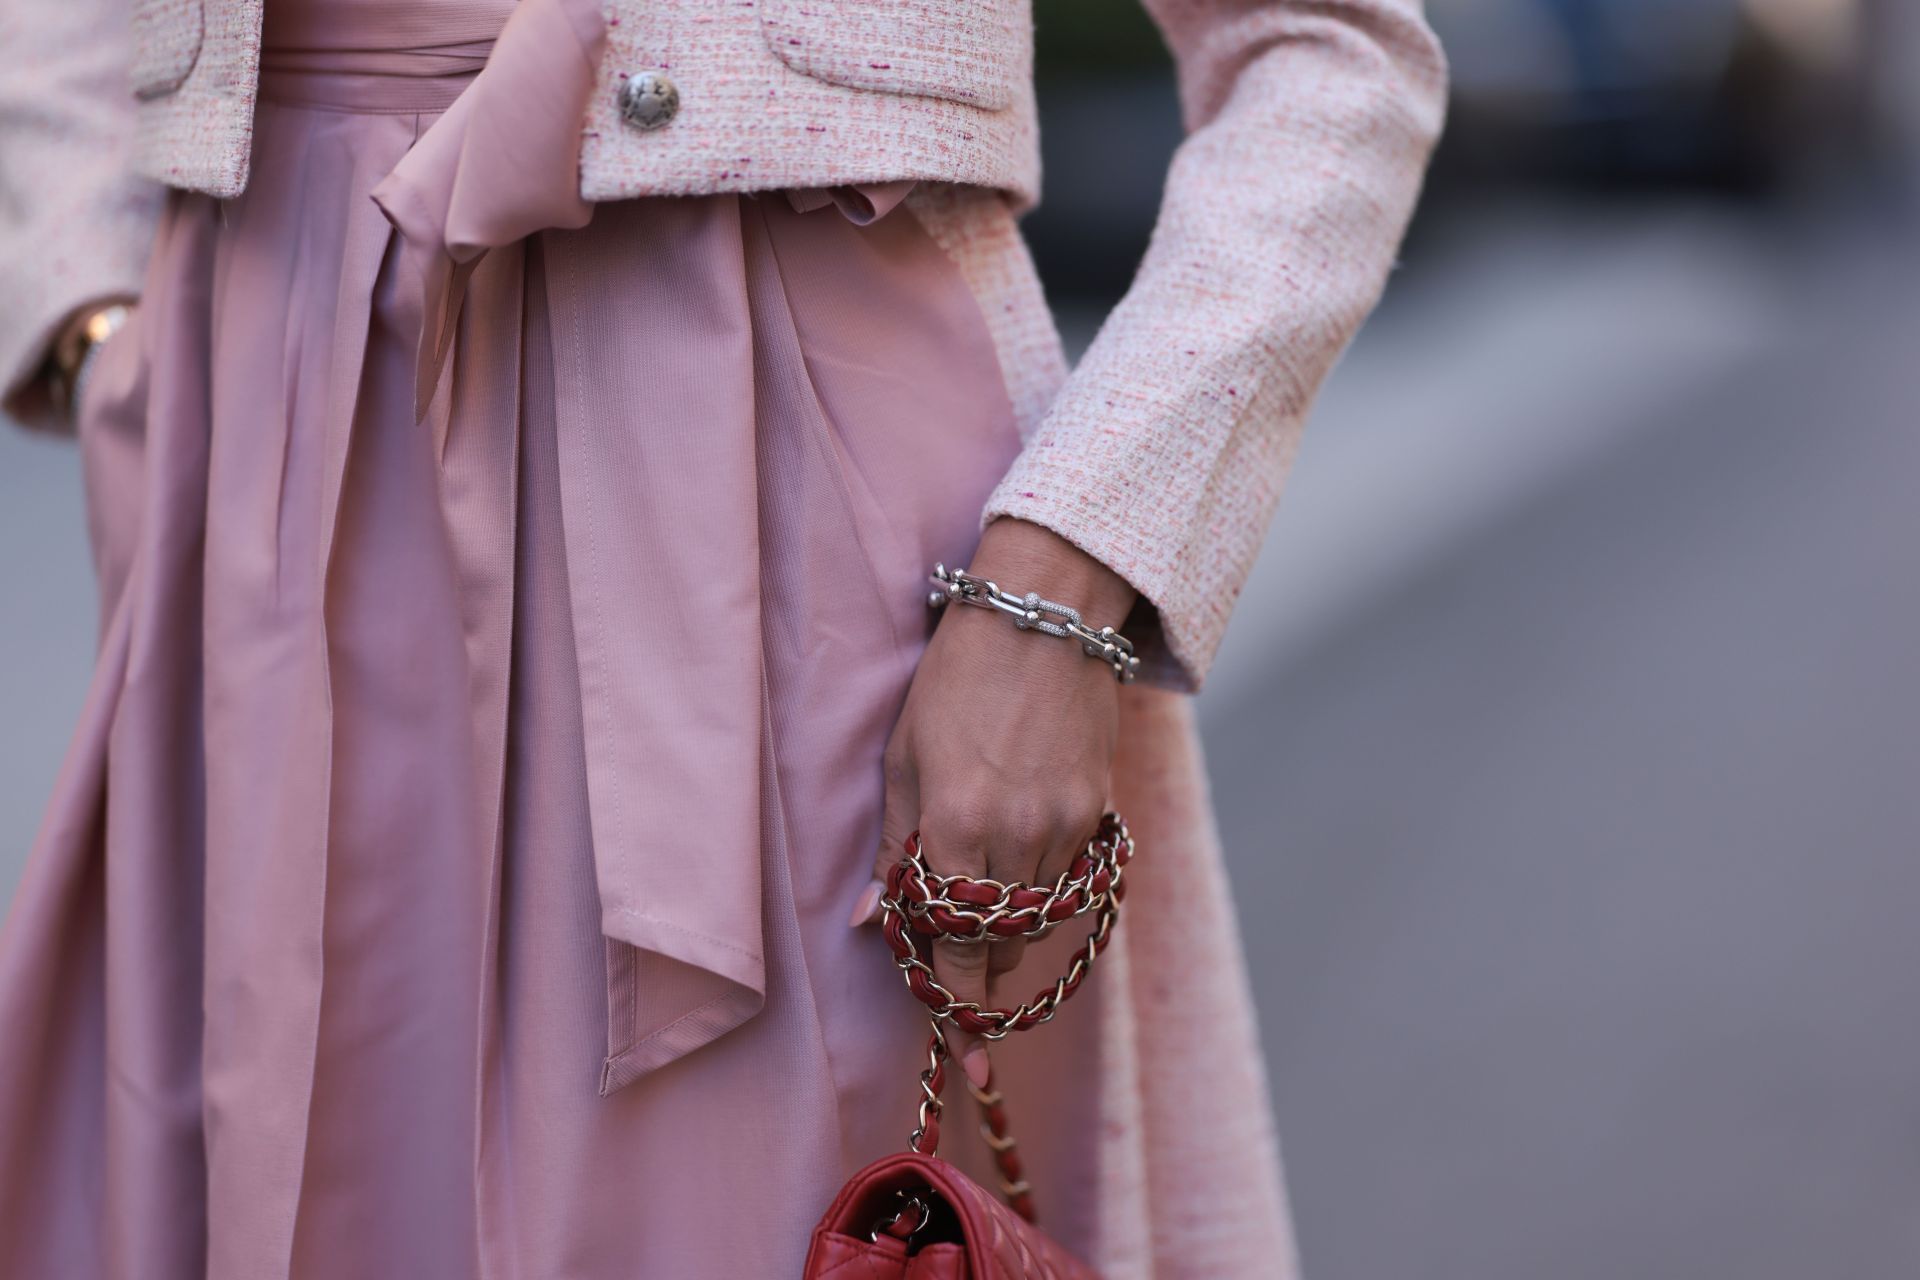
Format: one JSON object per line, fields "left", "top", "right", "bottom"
{"left": 0, "top": 0, "right": 162, "bottom": 431}
{"left": 982, "top": 0, "right": 1447, "bottom": 689}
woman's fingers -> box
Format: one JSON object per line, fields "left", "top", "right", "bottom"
{"left": 854, "top": 735, "right": 920, "bottom": 928}
{"left": 918, "top": 798, "right": 1001, "bottom": 1086}
{"left": 932, "top": 936, "right": 994, "bottom": 1088}
{"left": 920, "top": 787, "right": 1114, "bottom": 1062}
{"left": 986, "top": 937, "right": 1027, "bottom": 1003}
{"left": 984, "top": 792, "right": 1107, "bottom": 997}
{"left": 864, "top": 626, "right": 1115, "bottom": 1075}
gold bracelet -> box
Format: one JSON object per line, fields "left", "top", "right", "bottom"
{"left": 48, "top": 302, "right": 132, "bottom": 424}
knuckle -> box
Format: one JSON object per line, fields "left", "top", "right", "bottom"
{"left": 985, "top": 796, "right": 1084, "bottom": 881}
{"left": 923, "top": 795, "right": 996, "bottom": 859}
{"left": 978, "top": 810, "right": 1046, "bottom": 883}
{"left": 923, "top": 779, "right": 1107, "bottom": 880}
{"left": 997, "top": 802, "right": 1052, "bottom": 856}
{"left": 1063, "top": 785, "right": 1106, "bottom": 840}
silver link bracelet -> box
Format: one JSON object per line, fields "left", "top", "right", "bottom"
{"left": 927, "top": 563, "right": 1141, "bottom": 683}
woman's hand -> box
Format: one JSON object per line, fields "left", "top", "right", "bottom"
{"left": 856, "top": 517, "right": 1138, "bottom": 1087}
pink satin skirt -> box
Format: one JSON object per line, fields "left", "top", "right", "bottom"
{"left": 0, "top": 42, "right": 1128, "bottom": 1279}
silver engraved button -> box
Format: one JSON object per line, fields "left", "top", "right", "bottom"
{"left": 617, "top": 72, "right": 680, "bottom": 131}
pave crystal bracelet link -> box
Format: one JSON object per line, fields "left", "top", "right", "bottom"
{"left": 927, "top": 563, "right": 1141, "bottom": 683}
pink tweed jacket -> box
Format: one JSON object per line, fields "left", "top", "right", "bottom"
{"left": 1, "top": 0, "right": 1445, "bottom": 687}
{"left": 2, "top": 3, "right": 1443, "bottom": 1273}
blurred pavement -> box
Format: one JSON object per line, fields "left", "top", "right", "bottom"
{"left": 4, "top": 192, "right": 1918, "bottom": 1278}
{"left": 1196, "top": 196, "right": 1920, "bottom": 1279}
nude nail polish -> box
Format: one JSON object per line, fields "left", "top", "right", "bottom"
{"left": 962, "top": 1044, "right": 991, "bottom": 1090}
{"left": 847, "top": 880, "right": 883, "bottom": 928}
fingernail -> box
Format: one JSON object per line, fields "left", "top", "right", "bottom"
{"left": 847, "top": 880, "right": 884, "bottom": 928}
{"left": 962, "top": 1044, "right": 991, "bottom": 1091}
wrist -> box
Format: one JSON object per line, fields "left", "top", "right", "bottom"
{"left": 51, "top": 299, "right": 135, "bottom": 379}
{"left": 45, "top": 299, "right": 135, "bottom": 424}
{"left": 931, "top": 521, "right": 1143, "bottom": 684}
{"left": 968, "top": 518, "right": 1137, "bottom": 628}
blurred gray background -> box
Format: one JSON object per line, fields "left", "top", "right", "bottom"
{"left": 6, "top": 1, "right": 1920, "bottom": 1276}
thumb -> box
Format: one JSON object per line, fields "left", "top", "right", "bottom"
{"left": 851, "top": 741, "right": 918, "bottom": 928}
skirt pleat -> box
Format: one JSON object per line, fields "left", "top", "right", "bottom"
{"left": 0, "top": 84, "right": 1104, "bottom": 1277}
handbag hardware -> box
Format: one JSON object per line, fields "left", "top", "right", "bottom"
{"left": 801, "top": 814, "right": 1133, "bottom": 1277}
{"left": 882, "top": 812, "right": 1133, "bottom": 1218}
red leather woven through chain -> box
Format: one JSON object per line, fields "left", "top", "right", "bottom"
{"left": 878, "top": 812, "right": 1134, "bottom": 1223}
{"left": 882, "top": 812, "right": 1132, "bottom": 1038}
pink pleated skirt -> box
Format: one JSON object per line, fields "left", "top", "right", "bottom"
{"left": 0, "top": 31, "right": 1138, "bottom": 1278}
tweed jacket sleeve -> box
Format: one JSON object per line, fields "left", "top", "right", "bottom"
{"left": 983, "top": 0, "right": 1446, "bottom": 689}
{"left": 0, "top": 0, "right": 162, "bottom": 430}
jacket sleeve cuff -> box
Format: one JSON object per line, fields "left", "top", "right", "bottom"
{"left": 2, "top": 276, "right": 148, "bottom": 436}
{"left": 979, "top": 495, "right": 1201, "bottom": 692}
{"left": 980, "top": 403, "right": 1262, "bottom": 695}
{"left": 1, "top": 190, "right": 160, "bottom": 434}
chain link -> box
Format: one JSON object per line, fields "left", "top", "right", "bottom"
{"left": 879, "top": 813, "right": 1135, "bottom": 1223}
{"left": 883, "top": 813, "right": 1132, "bottom": 1039}
{"left": 928, "top": 563, "right": 1142, "bottom": 683}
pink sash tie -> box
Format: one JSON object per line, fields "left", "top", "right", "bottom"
{"left": 366, "top": 0, "right": 914, "bottom": 1093}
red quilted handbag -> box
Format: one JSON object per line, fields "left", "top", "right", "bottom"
{"left": 803, "top": 814, "right": 1134, "bottom": 1279}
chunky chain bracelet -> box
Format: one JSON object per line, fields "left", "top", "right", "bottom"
{"left": 927, "top": 563, "right": 1141, "bottom": 683}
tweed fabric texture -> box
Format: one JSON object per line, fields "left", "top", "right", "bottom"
{"left": 0, "top": 2, "right": 1446, "bottom": 1272}
{"left": 983, "top": 0, "right": 1447, "bottom": 686}
{"left": 575, "top": 0, "right": 1039, "bottom": 206}
{"left": 117, "top": 0, "right": 1042, "bottom": 203}
{"left": 127, "top": 0, "right": 205, "bottom": 96}
{"left": 831, "top": 194, "right": 1303, "bottom": 1271}
{"left": 903, "top": 183, "right": 1179, "bottom": 677}
{"left": 130, "top": 0, "right": 263, "bottom": 198}
{"left": 0, "top": 0, "right": 163, "bottom": 430}
{"left": 902, "top": 183, "right": 1068, "bottom": 439}
{"left": 4, "top": 0, "right": 1445, "bottom": 688}
{"left": 760, "top": 0, "right": 1026, "bottom": 109}
{"left": 1096, "top": 687, "right": 1300, "bottom": 1276}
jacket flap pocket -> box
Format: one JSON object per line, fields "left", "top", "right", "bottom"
{"left": 129, "top": 0, "right": 205, "bottom": 99}
{"left": 760, "top": 0, "right": 1024, "bottom": 111}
